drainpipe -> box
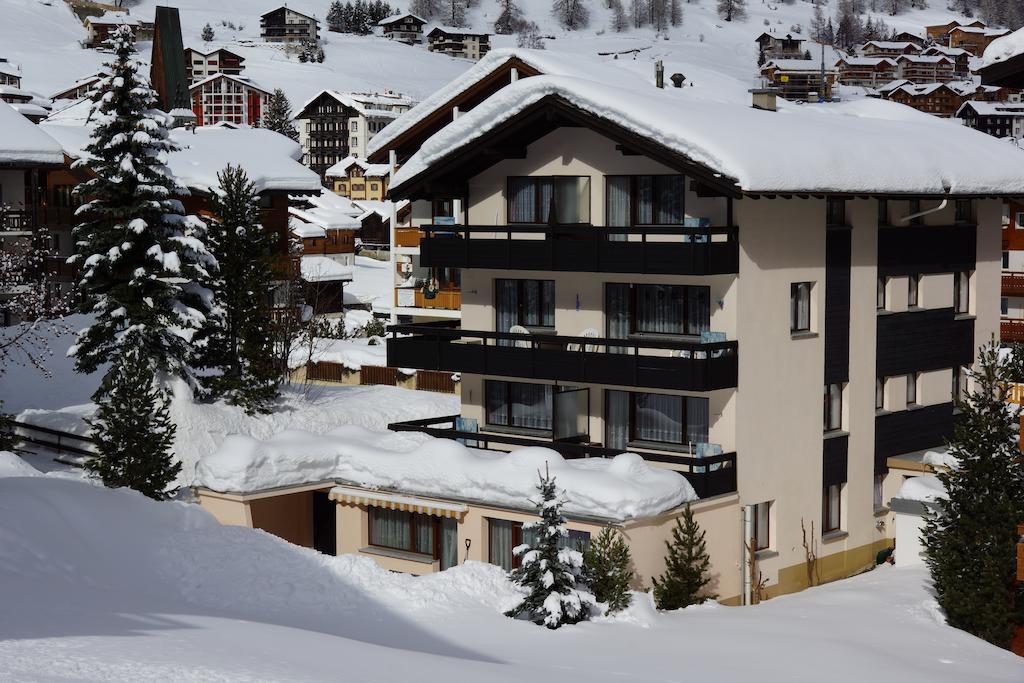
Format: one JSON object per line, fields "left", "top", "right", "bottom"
{"left": 742, "top": 504, "right": 753, "bottom": 605}
{"left": 389, "top": 148, "right": 398, "bottom": 326}
{"left": 897, "top": 198, "right": 948, "bottom": 225}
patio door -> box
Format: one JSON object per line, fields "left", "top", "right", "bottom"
{"left": 553, "top": 387, "right": 590, "bottom": 443}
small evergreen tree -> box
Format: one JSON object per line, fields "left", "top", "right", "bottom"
{"left": 494, "top": 0, "right": 522, "bottom": 33}
{"left": 71, "top": 26, "right": 215, "bottom": 398}
{"left": 0, "top": 406, "right": 14, "bottom": 451}
{"left": 505, "top": 466, "right": 595, "bottom": 628}
{"left": 201, "top": 23, "right": 215, "bottom": 41}
{"left": 652, "top": 504, "right": 715, "bottom": 610}
{"left": 327, "top": 0, "right": 346, "bottom": 31}
{"left": 263, "top": 89, "right": 300, "bottom": 141}
{"left": 85, "top": 337, "right": 180, "bottom": 500}
{"left": 197, "top": 166, "right": 280, "bottom": 414}
{"left": 924, "top": 343, "right": 1024, "bottom": 649}
{"left": 582, "top": 526, "right": 634, "bottom": 613}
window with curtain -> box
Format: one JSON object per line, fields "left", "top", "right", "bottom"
{"left": 753, "top": 501, "right": 770, "bottom": 551}
{"left": 487, "top": 518, "right": 590, "bottom": 571}
{"left": 485, "top": 381, "right": 553, "bottom": 431}
{"left": 495, "top": 279, "right": 555, "bottom": 331}
{"left": 873, "top": 474, "right": 884, "bottom": 510}
{"left": 954, "top": 271, "right": 970, "bottom": 314}
{"left": 604, "top": 390, "right": 709, "bottom": 449}
{"left": 822, "top": 484, "right": 842, "bottom": 533}
{"left": 605, "top": 283, "right": 710, "bottom": 339}
{"left": 791, "top": 282, "right": 812, "bottom": 332}
{"left": 906, "top": 373, "right": 918, "bottom": 406}
{"left": 507, "top": 176, "right": 590, "bottom": 224}
{"left": 824, "top": 383, "right": 843, "bottom": 432}
{"left": 605, "top": 175, "right": 685, "bottom": 226}
{"left": 368, "top": 507, "right": 434, "bottom": 555}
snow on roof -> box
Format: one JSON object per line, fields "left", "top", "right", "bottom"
{"left": 300, "top": 255, "right": 354, "bottom": 283}
{"left": 924, "top": 45, "right": 969, "bottom": 57}
{"left": 952, "top": 26, "right": 1008, "bottom": 36}
{"left": 0, "top": 60, "right": 21, "bottom": 78}
{"left": 837, "top": 57, "right": 896, "bottom": 67}
{"left": 983, "top": 27, "right": 1024, "bottom": 67}
{"left": 763, "top": 59, "right": 836, "bottom": 73}
{"left": 352, "top": 198, "right": 408, "bottom": 219}
{"left": 0, "top": 102, "right": 64, "bottom": 165}
{"left": 188, "top": 73, "right": 271, "bottom": 95}
{"left": 377, "top": 13, "right": 426, "bottom": 26}
{"left": 324, "top": 155, "right": 390, "bottom": 178}
{"left": 429, "top": 25, "right": 490, "bottom": 37}
{"left": 0, "top": 451, "right": 41, "bottom": 478}
{"left": 194, "top": 425, "right": 696, "bottom": 520}
{"left": 287, "top": 337, "right": 390, "bottom": 371}
{"left": 895, "top": 474, "right": 947, "bottom": 504}
{"left": 289, "top": 189, "right": 363, "bottom": 231}
{"left": 390, "top": 73, "right": 1024, "bottom": 197}
{"left": 297, "top": 90, "right": 415, "bottom": 121}
{"left": 897, "top": 55, "right": 952, "bottom": 64}
{"left": 290, "top": 219, "right": 326, "bottom": 238}
{"left": 757, "top": 31, "right": 806, "bottom": 41}
{"left": 862, "top": 41, "right": 921, "bottom": 51}
{"left": 957, "top": 100, "right": 1024, "bottom": 117}
{"left": 87, "top": 11, "right": 140, "bottom": 26}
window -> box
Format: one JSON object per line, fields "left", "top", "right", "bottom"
{"left": 873, "top": 474, "right": 885, "bottom": 510}
{"left": 790, "top": 282, "right": 812, "bottom": 333}
{"left": 908, "top": 274, "right": 919, "bottom": 307}
{"left": 1004, "top": 251, "right": 1011, "bottom": 269}
{"left": 824, "top": 383, "right": 843, "bottom": 432}
{"left": 605, "top": 390, "right": 709, "bottom": 449}
{"left": 368, "top": 507, "right": 458, "bottom": 569}
{"left": 605, "top": 283, "right": 710, "bottom": 339}
{"left": 351, "top": 120, "right": 358, "bottom": 132}
{"left": 826, "top": 197, "right": 846, "bottom": 226}
{"left": 507, "top": 176, "right": 591, "bottom": 224}
{"left": 495, "top": 279, "right": 555, "bottom": 331}
{"left": 953, "top": 365, "right": 968, "bottom": 404}
{"left": 906, "top": 372, "right": 918, "bottom": 407}
{"left": 488, "top": 518, "right": 590, "bottom": 571}
{"left": 1002, "top": 297, "right": 1009, "bottom": 316}
{"left": 822, "top": 484, "right": 842, "bottom": 533}
{"left": 876, "top": 276, "right": 888, "bottom": 311}
{"left": 752, "top": 501, "right": 770, "bottom": 551}
{"left": 955, "top": 199, "right": 973, "bottom": 223}
{"left": 875, "top": 377, "right": 886, "bottom": 411}
{"left": 1016, "top": 211, "right": 1024, "bottom": 229}
{"left": 605, "top": 175, "right": 685, "bottom": 227}
{"left": 485, "top": 381, "right": 552, "bottom": 432}
{"left": 954, "top": 271, "right": 970, "bottom": 314}
{"left": 432, "top": 199, "right": 454, "bottom": 219}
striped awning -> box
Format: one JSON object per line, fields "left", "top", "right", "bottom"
{"left": 328, "top": 485, "right": 468, "bottom": 519}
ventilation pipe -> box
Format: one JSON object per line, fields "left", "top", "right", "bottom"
{"left": 898, "top": 198, "right": 948, "bottom": 225}
{"left": 655, "top": 60, "right": 664, "bottom": 89}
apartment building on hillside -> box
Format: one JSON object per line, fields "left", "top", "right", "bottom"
{"left": 260, "top": 6, "right": 320, "bottom": 43}
{"left": 184, "top": 48, "right": 245, "bottom": 83}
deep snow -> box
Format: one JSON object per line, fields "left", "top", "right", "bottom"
{"left": 0, "top": 473, "right": 1020, "bottom": 682}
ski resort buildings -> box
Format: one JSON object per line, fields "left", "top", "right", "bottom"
{"left": 188, "top": 73, "right": 271, "bottom": 127}
{"left": 377, "top": 13, "right": 426, "bottom": 44}
{"left": 184, "top": 47, "right": 246, "bottom": 83}
{"left": 260, "top": 7, "right": 320, "bottom": 43}
{"left": 427, "top": 27, "right": 491, "bottom": 61}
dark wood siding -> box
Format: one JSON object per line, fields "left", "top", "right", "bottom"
{"left": 876, "top": 308, "right": 974, "bottom": 377}
{"left": 824, "top": 227, "right": 851, "bottom": 384}
{"left": 877, "top": 224, "right": 976, "bottom": 277}
{"left": 823, "top": 434, "right": 849, "bottom": 486}
{"left": 875, "top": 402, "right": 957, "bottom": 472}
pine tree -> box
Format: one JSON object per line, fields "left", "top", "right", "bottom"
{"left": 505, "top": 466, "right": 595, "bottom": 628}
{"left": 609, "top": 0, "right": 629, "bottom": 31}
{"left": 263, "top": 89, "right": 299, "bottom": 141}
{"left": 201, "top": 23, "right": 215, "bottom": 41}
{"left": 630, "top": 0, "right": 647, "bottom": 27}
{"left": 923, "top": 343, "right": 1024, "bottom": 649}
{"left": 197, "top": 166, "right": 280, "bottom": 414}
{"left": 716, "top": 0, "right": 745, "bottom": 22}
{"left": 652, "top": 504, "right": 715, "bottom": 610}
{"left": 70, "top": 26, "right": 215, "bottom": 399}
{"left": 582, "top": 526, "right": 634, "bottom": 614}
{"left": 85, "top": 337, "right": 180, "bottom": 500}
{"left": 495, "top": 0, "right": 522, "bottom": 33}
{"left": 327, "top": 0, "right": 346, "bottom": 31}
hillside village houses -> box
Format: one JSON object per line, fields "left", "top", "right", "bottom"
{"left": 184, "top": 47, "right": 246, "bottom": 83}
{"left": 260, "top": 6, "right": 320, "bottom": 43}
{"left": 186, "top": 47, "right": 1024, "bottom": 604}
{"left": 325, "top": 156, "right": 390, "bottom": 201}
{"left": 760, "top": 59, "right": 837, "bottom": 101}
{"left": 189, "top": 73, "right": 272, "bottom": 127}
{"left": 859, "top": 40, "right": 921, "bottom": 58}
{"left": 83, "top": 11, "right": 152, "bottom": 49}
{"left": 755, "top": 31, "right": 807, "bottom": 62}
{"left": 427, "top": 26, "right": 492, "bottom": 61}
{"left": 956, "top": 95, "right": 1024, "bottom": 139}
{"left": 0, "top": 58, "right": 52, "bottom": 122}
{"left": 50, "top": 71, "right": 109, "bottom": 102}
{"left": 377, "top": 13, "right": 426, "bottom": 43}
{"left": 835, "top": 57, "right": 897, "bottom": 87}
{"left": 948, "top": 24, "right": 1010, "bottom": 56}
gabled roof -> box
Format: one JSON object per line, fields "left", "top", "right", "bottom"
{"left": 923, "top": 45, "right": 969, "bottom": 57}
{"left": 951, "top": 26, "right": 1008, "bottom": 37}
{"left": 896, "top": 54, "right": 953, "bottom": 65}
{"left": 0, "top": 102, "right": 64, "bottom": 167}
{"left": 86, "top": 11, "right": 140, "bottom": 27}
{"left": 861, "top": 41, "right": 921, "bottom": 52}
{"left": 428, "top": 26, "right": 490, "bottom": 38}
{"left": 377, "top": 13, "right": 426, "bottom": 26}
{"left": 0, "top": 59, "right": 21, "bottom": 79}
{"left": 762, "top": 59, "right": 836, "bottom": 73}
{"left": 184, "top": 46, "right": 245, "bottom": 62}
{"left": 324, "top": 155, "right": 390, "bottom": 178}
{"left": 261, "top": 6, "right": 317, "bottom": 22}
{"left": 756, "top": 31, "right": 806, "bottom": 43}
{"left": 295, "top": 89, "right": 414, "bottom": 120}
{"left": 836, "top": 57, "right": 897, "bottom": 68}
{"left": 956, "top": 100, "right": 1024, "bottom": 117}
{"left": 188, "top": 72, "right": 272, "bottom": 95}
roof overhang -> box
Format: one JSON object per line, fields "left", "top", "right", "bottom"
{"left": 980, "top": 54, "right": 1024, "bottom": 88}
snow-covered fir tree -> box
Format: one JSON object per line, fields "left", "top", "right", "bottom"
{"left": 609, "top": 0, "right": 629, "bottom": 31}
{"left": 263, "top": 89, "right": 300, "bottom": 141}
{"left": 553, "top": 0, "right": 590, "bottom": 29}
{"left": 70, "top": 26, "right": 215, "bottom": 398}
{"left": 201, "top": 23, "right": 214, "bottom": 41}
{"left": 494, "top": 0, "right": 523, "bottom": 33}
{"left": 327, "top": 0, "right": 346, "bottom": 31}
{"left": 716, "top": 0, "right": 746, "bottom": 22}
{"left": 652, "top": 504, "right": 715, "bottom": 610}
{"left": 582, "top": 526, "right": 634, "bottom": 614}
{"left": 85, "top": 337, "right": 180, "bottom": 500}
{"left": 196, "top": 166, "right": 280, "bottom": 414}
{"left": 505, "top": 466, "right": 595, "bottom": 628}
{"left": 923, "top": 343, "right": 1024, "bottom": 649}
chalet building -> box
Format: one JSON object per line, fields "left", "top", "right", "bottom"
{"left": 189, "top": 73, "right": 271, "bottom": 127}
{"left": 883, "top": 82, "right": 964, "bottom": 117}
{"left": 922, "top": 45, "right": 971, "bottom": 78}
{"left": 1000, "top": 201, "right": 1024, "bottom": 343}
{"left": 325, "top": 156, "right": 390, "bottom": 201}
{"left": 859, "top": 41, "right": 921, "bottom": 58}
{"left": 948, "top": 25, "right": 1009, "bottom": 57}
{"left": 427, "top": 27, "right": 491, "bottom": 61}
{"left": 184, "top": 48, "right": 245, "bottom": 83}
{"left": 377, "top": 13, "right": 426, "bottom": 44}
{"left": 0, "top": 59, "right": 20, "bottom": 88}
{"left": 83, "top": 11, "right": 141, "bottom": 49}
{"left": 755, "top": 32, "right": 807, "bottom": 62}
{"left": 760, "top": 59, "right": 836, "bottom": 101}
{"left": 956, "top": 98, "right": 1024, "bottom": 138}
{"left": 892, "top": 31, "right": 925, "bottom": 46}
{"left": 352, "top": 50, "right": 1019, "bottom": 604}
{"left": 295, "top": 90, "right": 415, "bottom": 181}
{"left": 289, "top": 191, "right": 362, "bottom": 315}
{"left": 50, "top": 72, "right": 108, "bottom": 101}
{"left": 895, "top": 55, "right": 955, "bottom": 82}
{"left": 260, "top": 6, "right": 320, "bottom": 43}
{"left": 835, "top": 57, "right": 897, "bottom": 87}
{"left": 925, "top": 19, "right": 986, "bottom": 46}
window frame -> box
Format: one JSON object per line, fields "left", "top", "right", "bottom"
{"left": 484, "top": 380, "right": 553, "bottom": 433}
{"left": 487, "top": 518, "right": 590, "bottom": 571}
{"left": 875, "top": 376, "right": 886, "bottom": 412}
{"left": 908, "top": 274, "right": 920, "bottom": 308}
{"left": 604, "top": 174, "right": 687, "bottom": 227}
{"left": 790, "top": 282, "right": 812, "bottom": 333}
{"left": 954, "top": 271, "right": 970, "bottom": 315}
{"left": 822, "top": 483, "right": 842, "bottom": 533}
{"left": 876, "top": 276, "right": 887, "bottom": 311}
{"left": 873, "top": 474, "right": 885, "bottom": 510}
{"left": 752, "top": 501, "right": 771, "bottom": 551}
{"left": 506, "top": 175, "right": 592, "bottom": 225}
{"left": 367, "top": 506, "right": 438, "bottom": 558}
{"left": 906, "top": 372, "right": 918, "bottom": 407}
{"left": 495, "top": 278, "right": 556, "bottom": 330}
{"left": 606, "top": 282, "right": 710, "bottom": 338}
{"left": 823, "top": 383, "right": 843, "bottom": 432}
{"left": 604, "top": 389, "right": 709, "bottom": 450}
{"left": 1003, "top": 251, "right": 1010, "bottom": 270}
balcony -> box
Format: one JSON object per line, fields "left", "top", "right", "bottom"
{"left": 389, "top": 415, "right": 738, "bottom": 498}
{"left": 876, "top": 308, "right": 974, "bottom": 377}
{"left": 1003, "top": 272, "right": 1024, "bottom": 297}
{"left": 394, "top": 288, "right": 462, "bottom": 311}
{"left": 877, "top": 224, "right": 976, "bottom": 277}
{"left": 387, "top": 324, "right": 738, "bottom": 392}
{"left": 395, "top": 228, "right": 423, "bottom": 248}
{"left": 418, "top": 224, "right": 739, "bottom": 275}
{"left": 1002, "top": 318, "right": 1024, "bottom": 343}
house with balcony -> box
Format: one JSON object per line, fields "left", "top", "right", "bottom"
{"left": 955, "top": 97, "right": 1024, "bottom": 139}
{"left": 324, "top": 156, "right": 390, "bottom": 200}
{"left": 377, "top": 13, "right": 426, "bottom": 43}
{"left": 755, "top": 32, "right": 807, "bottom": 62}
{"left": 290, "top": 190, "right": 362, "bottom": 315}
{"left": 83, "top": 11, "right": 142, "bottom": 49}
{"left": 921, "top": 45, "right": 971, "bottom": 78}
{"left": 859, "top": 41, "right": 922, "bottom": 59}
{"left": 835, "top": 57, "right": 897, "bottom": 87}
{"left": 368, "top": 50, "right": 1016, "bottom": 603}
{"left": 926, "top": 19, "right": 987, "bottom": 46}
{"left": 882, "top": 82, "right": 964, "bottom": 117}
{"left": 948, "top": 25, "right": 1009, "bottom": 57}
{"left": 189, "top": 73, "right": 271, "bottom": 127}
{"left": 427, "top": 27, "right": 491, "bottom": 60}
{"left": 260, "top": 6, "right": 319, "bottom": 43}
{"left": 184, "top": 47, "right": 245, "bottom": 83}
{"left": 1001, "top": 202, "right": 1024, "bottom": 343}
{"left": 759, "top": 59, "right": 836, "bottom": 101}
{"left": 895, "top": 55, "right": 955, "bottom": 83}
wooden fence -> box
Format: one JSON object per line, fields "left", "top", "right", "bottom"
{"left": 360, "top": 365, "right": 399, "bottom": 387}
{"left": 307, "top": 361, "right": 350, "bottom": 383}
{"left": 416, "top": 369, "right": 456, "bottom": 394}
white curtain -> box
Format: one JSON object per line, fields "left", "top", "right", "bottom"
{"left": 686, "top": 397, "right": 709, "bottom": 444}
{"left": 488, "top": 519, "right": 513, "bottom": 570}
{"left": 509, "top": 178, "right": 535, "bottom": 223}
{"left": 606, "top": 176, "right": 630, "bottom": 241}
{"left": 634, "top": 393, "right": 683, "bottom": 444}
{"left": 605, "top": 390, "right": 629, "bottom": 449}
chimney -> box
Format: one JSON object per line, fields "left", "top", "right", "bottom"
{"left": 655, "top": 60, "right": 664, "bottom": 89}
{"left": 748, "top": 87, "right": 779, "bottom": 112}
{"left": 670, "top": 73, "right": 685, "bottom": 88}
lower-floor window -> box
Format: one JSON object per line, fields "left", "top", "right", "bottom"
{"left": 605, "top": 390, "right": 709, "bottom": 449}
{"left": 822, "top": 484, "right": 842, "bottom": 533}
{"left": 486, "top": 381, "right": 552, "bottom": 431}
{"left": 873, "top": 474, "right": 885, "bottom": 510}
{"left": 752, "top": 501, "right": 771, "bottom": 551}
{"left": 368, "top": 507, "right": 458, "bottom": 569}
{"left": 488, "top": 518, "right": 590, "bottom": 571}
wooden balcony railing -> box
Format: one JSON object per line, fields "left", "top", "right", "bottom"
{"left": 1002, "top": 318, "right": 1024, "bottom": 343}
{"left": 1003, "top": 272, "right": 1024, "bottom": 297}
{"left": 395, "top": 228, "right": 424, "bottom": 248}
{"left": 394, "top": 288, "right": 462, "bottom": 311}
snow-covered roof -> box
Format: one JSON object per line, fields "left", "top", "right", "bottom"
{"left": 956, "top": 100, "right": 1024, "bottom": 117}
{"left": 756, "top": 31, "right": 806, "bottom": 42}
{"left": 377, "top": 13, "right": 426, "bottom": 26}
{"left": 896, "top": 55, "right": 953, "bottom": 65}
{"left": 874, "top": 78, "right": 911, "bottom": 94}
{"left": 428, "top": 25, "right": 490, "bottom": 37}
{"left": 836, "top": 57, "right": 897, "bottom": 68}
{"left": 352, "top": 198, "right": 409, "bottom": 220}
{"left": 290, "top": 220, "right": 326, "bottom": 239}
{"left": 193, "top": 425, "right": 696, "bottom": 521}
{"left": 952, "top": 26, "right": 1008, "bottom": 37}
{"left": 924, "top": 45, "right": 969, "bottom": 57}
{"left": 0, "top": 60, "right": 21, "bottom": 79}
{"left": 324, "top": 155, "right": 390, "bottom": 178}
{"left": 763, "top": 59, "right": 836, "bottom": 73}
{"left": 983, "top": 27, "right": 1024, "bottom": 67}
{"left": 391, "top": 72, "right": 1024, "bottom": 196}
{"left": 895, "top": 474, "right": 946, "bottom": 504}
{"left": 0, "top": 102, "right": 64, "bottom": 166}
{"left": 862, "top": 41, "right": 921, "bottom": 51}
{"left": 300, "top": 255, "right": 354, "bottom": 283}
{"left": 188, "top": 73, "right": 271, "bottom": 95}
{"left": 289, "top": 189, "right": 363, "bottom": 231}
{"left": 297, "top": 89, "right": 414, "bottom": 121}
{"left": 86, "top": 11, "right": 140, "bottom": 27}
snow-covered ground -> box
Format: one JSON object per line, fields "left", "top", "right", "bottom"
{"left": 0, "top": 471, "right": 1020, "bottom": 682}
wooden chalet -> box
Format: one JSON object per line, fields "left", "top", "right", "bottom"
{"left": 260, "top": 6, "right": 320, "bottom": 43}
